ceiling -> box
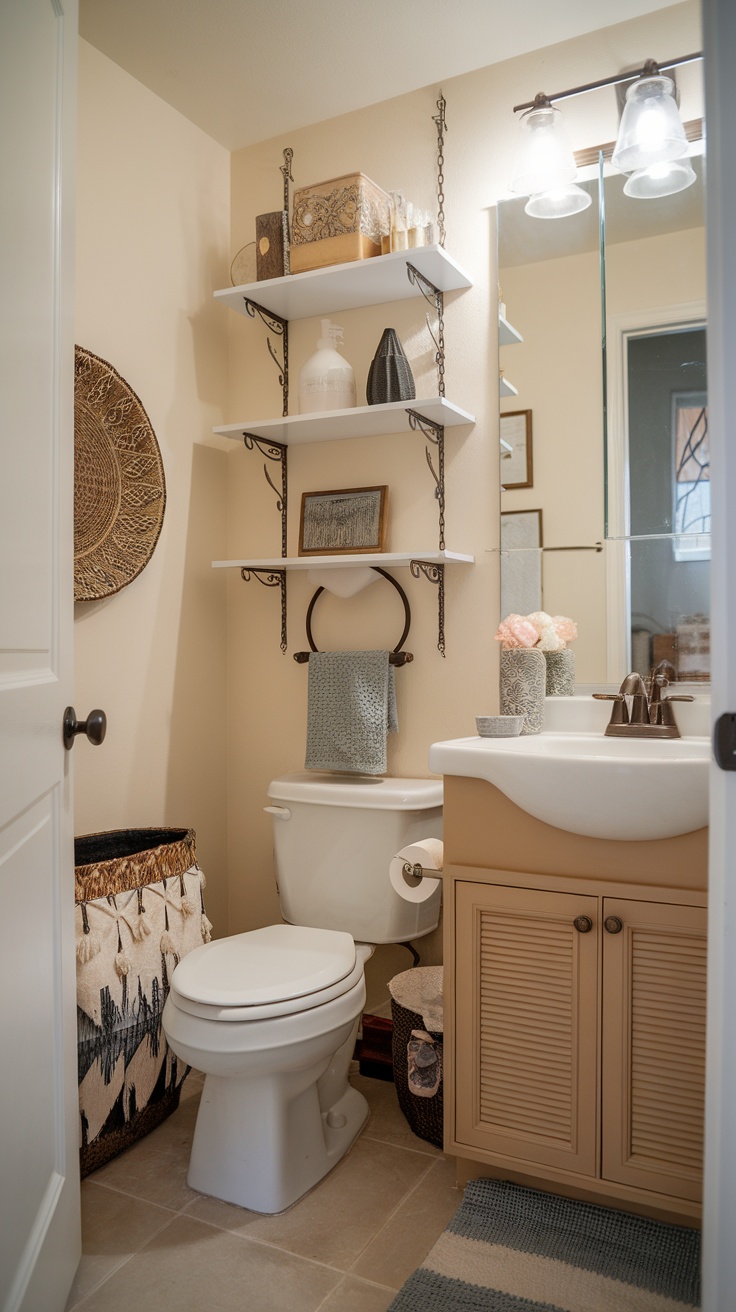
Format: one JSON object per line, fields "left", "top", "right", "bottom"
{"left": 78, "top": 0, "right": 679, "bottom": 152}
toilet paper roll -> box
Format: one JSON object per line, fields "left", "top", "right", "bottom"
{"left": 389, "top": 838, "right": 444, "bottom": 904}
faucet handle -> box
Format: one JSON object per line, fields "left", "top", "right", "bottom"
{"left": 593, "top": 692, "right": 628, "bottom": 725}
{"left": 659, "top": 694, "right": 694, "bottom": 730}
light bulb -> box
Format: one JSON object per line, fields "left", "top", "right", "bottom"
{"left": 612, "top": 73, "right": 689, "bottom": 174}
{"left": 524, "top": 185, "right": 593, "bottom": 219}
{"left": 510, "top": 96, "right": 578, "bottom": 197}
{"left": 623, "top": 156, "right": 696, "bottom": 198}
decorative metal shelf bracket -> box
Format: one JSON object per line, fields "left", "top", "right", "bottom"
{"left": 240, "top": 567, "right": 287, "bottom": 653}
{"left": 242, "top": 435, "right": 288, "bottom": 558}
{"left": 242, "top": 299, "right": 289, "bottom": 417}
{"left": 406, "top": 411, "right": 445, "bottom": 552}
{"left": 410, "top": 559, "right": 446, "bottom": 658}
{"left": 406, "top": 263, "right": 445, "bottom": 398}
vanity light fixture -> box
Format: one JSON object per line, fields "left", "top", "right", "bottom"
{"left": 511, "top": 52, "right": 702, "bottom": 214}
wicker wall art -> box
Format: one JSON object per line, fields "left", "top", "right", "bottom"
{"left": 74, "top": 346, "right": 166, "bottom": 601}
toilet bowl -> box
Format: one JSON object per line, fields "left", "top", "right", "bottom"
{"left": 162, "top": 923, "right": 372, "bottom": 1213}
{"left": 162, "top": 772, "right": 443, "bottom": 1214}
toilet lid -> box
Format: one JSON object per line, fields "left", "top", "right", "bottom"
{"left": 171, "top": 923, "right": 357, "bottom": 1009}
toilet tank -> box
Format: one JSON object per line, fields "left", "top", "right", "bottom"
{"left": 266, "top": 773, "right": 443, "bottom": 944}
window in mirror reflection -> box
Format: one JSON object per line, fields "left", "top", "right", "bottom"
{"left": 627, "top": 325, "right": 709, "bottom": 682}
{"left": 673, "top": 390, "right": 709, "bottom": 558}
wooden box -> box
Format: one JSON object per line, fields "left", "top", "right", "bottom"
{"left": 291, "top": 172, "right": 390, "bottom": 274}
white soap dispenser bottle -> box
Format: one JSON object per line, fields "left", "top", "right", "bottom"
{"left": 298, "top": 319, "right": 356, "bottom": 414}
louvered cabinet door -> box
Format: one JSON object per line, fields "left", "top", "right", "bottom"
{"left": 601, "top": 898, "right": 706, "bottom": 1201}
{"left": 454, "top": 882, "right": 599, "bottom": 1175}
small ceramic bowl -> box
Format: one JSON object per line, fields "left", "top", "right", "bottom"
{"left": 476, "top": 715, "right": 524, "bottom": 738}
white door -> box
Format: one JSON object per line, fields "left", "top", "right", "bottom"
{"left": 0, "top": 2, "right": 81, "bottom": 1309}
{"left": 703, "top": 0, "right": 736, "bottom": 1308}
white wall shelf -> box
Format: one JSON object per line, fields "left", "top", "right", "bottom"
{"left": 213, "top": 550, "right": 474, "bottom": 571}
{"left": 215, "top": 397, "right": 475, "bottom": 446}
{"left": 215, "top": 245, "right": 472, "bottom": 321}
{"left": 499, "top": 314, "right": 523, "bottom": 346}
{"left": 215, "top": 229, "right": 475, "bottom": 656}
{"left": 500, "top": 377, "right": 519, "bottom": 398}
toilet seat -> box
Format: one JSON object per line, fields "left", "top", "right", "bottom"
{"left": 169, "top": 923, "right": 364, "bottom": 1023}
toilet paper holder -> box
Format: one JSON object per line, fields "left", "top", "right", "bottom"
{"left": 401, "top": 859, "right": 443, "bottom": 884}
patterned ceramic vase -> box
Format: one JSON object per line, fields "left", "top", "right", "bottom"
{"left": 500, "top": 647, "right": 546, "bottom": 735}
{"left": 545, "top": 648, "right": 575, "bottom": 696}
{"left": 366, "top": 328, "right": 415, "bottom": 404}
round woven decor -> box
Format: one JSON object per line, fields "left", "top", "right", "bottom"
{"left": 74, "top": 346, "right": 166, "bottom": 601}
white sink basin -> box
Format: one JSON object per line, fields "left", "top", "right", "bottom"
{"left": 428, "top": 732, "right": 710, "bottom": 841}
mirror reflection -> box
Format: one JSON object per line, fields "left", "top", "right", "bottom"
{"left": 498, "top": 110, "right": 707, "bottom": 687}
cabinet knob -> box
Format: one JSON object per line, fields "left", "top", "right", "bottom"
{"left": 604, "top": 915, "right": 623, "bottom": 934}
{"left": 573, "top": 915, "right": 593, "bottom": 933}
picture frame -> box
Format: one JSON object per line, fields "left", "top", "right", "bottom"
{"left": 298, "top": 485, "right": 389, "bottom": 556}
{"left": 500, "top": 410, "right": 533, "bottom": 489}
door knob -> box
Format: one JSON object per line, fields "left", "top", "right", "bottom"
{"left": 604, "top": 916, "right": 623, "bottom": 934}
{"left": 63, "top": 706, "right": 107, "bottom": 751}
{"left": 573, "top": 915, "right": 593, "bottom": 933}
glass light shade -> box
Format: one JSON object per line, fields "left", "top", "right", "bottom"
{"left": 525, "top": 184, "right": 593, "bottom": 219}
{"left": 623, "top": 156, "right": 697, "bottom": 198}
{"left": 612, "top": 74, "right": 689, "bottom": 173}
{"left": 510, "top": 101, "right": 577, "bottom": 196}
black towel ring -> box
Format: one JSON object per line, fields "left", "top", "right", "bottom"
{"left": 293, "top": 567, "right": 413, "bottom": 664}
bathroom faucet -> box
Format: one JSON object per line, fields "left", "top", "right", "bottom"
{"left": 593, "top": 666, "right": 693, "bottom": 738}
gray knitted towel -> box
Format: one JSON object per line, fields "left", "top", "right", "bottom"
{"left": 305, "top": 651, "right": 398, "bottom": 775}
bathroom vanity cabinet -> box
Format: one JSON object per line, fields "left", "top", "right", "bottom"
{"left": 442, "top": 775, "right": 707, "bottom": 1225}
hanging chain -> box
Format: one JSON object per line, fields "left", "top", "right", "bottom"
{"left": 432, "top": 93, "right": 447, "bottom": 248}
{"left": 281, "top": 147, "right": 294, "bottom": 276}
{"left": 281, "top": 147, "right": 293, "bottom": 217}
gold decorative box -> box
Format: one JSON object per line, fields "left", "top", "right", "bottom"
{"left": 291, "top": 172, "right": 390, "bottom": 274}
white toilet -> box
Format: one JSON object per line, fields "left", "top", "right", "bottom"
{"left": 162, "top": 772, "right": 442, "bottom": 1213}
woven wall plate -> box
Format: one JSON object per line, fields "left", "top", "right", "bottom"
{"left": 74, "top": 346, "right": 166, "bottom": 601}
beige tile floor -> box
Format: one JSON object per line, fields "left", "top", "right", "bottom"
{"left": 65, "top": 1064, "right": 461, "bottom": 1311}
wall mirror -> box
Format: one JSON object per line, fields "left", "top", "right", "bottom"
{"left": 498, "top": 76, "right": 707, "bottom": 688}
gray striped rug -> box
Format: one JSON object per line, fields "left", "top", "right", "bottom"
{"left": 388, "top": 1179, "right": 700, "bottom": 1310}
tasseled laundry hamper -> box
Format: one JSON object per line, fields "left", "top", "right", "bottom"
{"left": 74, "top": 827, "right": 211, "bottom": 1177}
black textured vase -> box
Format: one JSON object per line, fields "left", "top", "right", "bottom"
{"left": 366, "top": 328, "right": 416, "bottom": 405}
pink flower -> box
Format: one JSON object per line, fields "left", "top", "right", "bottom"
{"left": 551, "top": 615, "right": 578, "bottom": 645}
{"left": 494, "top": 614, "right": 540, "bottom": 648}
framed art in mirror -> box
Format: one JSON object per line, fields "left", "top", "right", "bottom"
{"left": 500, "top": 410, "right": 533, "bottom": 489}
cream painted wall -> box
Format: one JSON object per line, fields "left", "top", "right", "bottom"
{"left": 226, "top": 3, "right": 701, "bottom": 1007}
{"left": 74, "top": 40, "right": 231, "bottom": 935}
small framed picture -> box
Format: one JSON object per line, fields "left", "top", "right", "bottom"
{"left": 298, "top": 486, "right": 389, "bottom": 556}
{"left": 500, "top": 410, "right": 533, "bottom": 489}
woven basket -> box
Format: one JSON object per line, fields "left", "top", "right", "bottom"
{"left": 390, "top": 997, "right": 444, "bottom": 1150}
{"left": 75, "top": 827, "right": 209, "bottom": 1177}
